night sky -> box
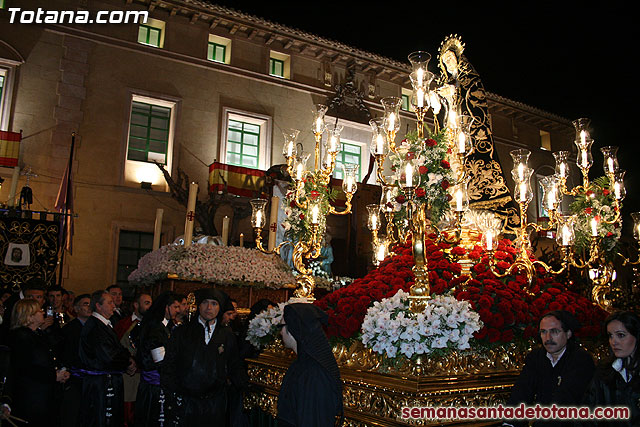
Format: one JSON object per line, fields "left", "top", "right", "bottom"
{"left": 213, "top": 2, "right": 638, "bottom": 218}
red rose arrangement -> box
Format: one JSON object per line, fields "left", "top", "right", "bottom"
{"left": 315, "top": 237, "right": 608, "bottom": 346}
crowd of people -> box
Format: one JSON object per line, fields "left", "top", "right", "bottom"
{"left": 0, "top": 280, "right": 639, "bottom": 426}
{"left": 0, "top": 282, "right": 328, "bottom": 426}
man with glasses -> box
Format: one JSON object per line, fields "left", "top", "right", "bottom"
{"left": 504, "top": 310, "right": 595, "bottom": 426}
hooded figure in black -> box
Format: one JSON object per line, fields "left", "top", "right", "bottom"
{"left": 277, "top": 303, "right": 343, "bottom": 427}
{"left": 161, "top": 288, "right": 247, "bottom": 426}
{"left": 135, "top": 291, "right": 180, "bottom": 427}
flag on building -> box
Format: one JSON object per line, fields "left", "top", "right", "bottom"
{"left": 208, "top": 161, "right": 268, "bottom": 198}
{"left": 0, "top": 130, "right": 21, "bottom": 167}
{"left": 55, "top": 159, "right": 74, "bottom": 254}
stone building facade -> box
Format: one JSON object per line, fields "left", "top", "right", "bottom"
{"left": 0, "top": 0, "right": 576, "bottom": 293}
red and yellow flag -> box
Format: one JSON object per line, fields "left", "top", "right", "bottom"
{"left": 208, "top": 162, "right": 267, "bottom": 198}
{"left": 0, "top": 130, "right": 21, "bottom": 167}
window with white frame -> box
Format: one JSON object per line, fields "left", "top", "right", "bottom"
{"left": 127, "top": 98, "right": 174, "bottom": 164}
{"left": 137, "top": 18, "right": 165, "bottom": 48}
{"left": 269, "top": 51, "right": 290, "bottom": 79}
{"left": 208, "top": 34, "right": 231, "bottom": 64}
{"left": 220, "top": 108, "right": 271, "bottom": 170}
{"left": 0, "top": 65, "right": 17, "bottom": 130}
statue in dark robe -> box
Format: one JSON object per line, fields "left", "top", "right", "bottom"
{"left": 435, "top": 35, "right": 519, "bottom": 231}
{"left": 277, "top": 303, "right": 343, "bottom": 427}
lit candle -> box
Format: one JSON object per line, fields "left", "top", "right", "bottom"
{"left": 377, "top": 244, "right": 386, "bottom": 262}
{"left": 416, "top": 68, "right": 424, "bottom": 86}
{"left": 405, "top": 163, "right": 413, "bottom": 188}
{"left": 519, "top": 182, "right": 527, "bottom": 202}
{"left": 387, "top": 113, "right": 396, "bottom": 131}
{"left": 456, "top": 189, "right": 463, "bottom": 211}
{"left": 153, "top": 208, "right": 164, "bottom": 250}
{"left": 222, "top": 215, "right": 230, "bottom": 245}
{"left": 559, "top": 163, "right": 566, "bottom": 178}
{"left": 296, "top": 163, "right": 304, "bottom": 181}
{"left": 591, "top": 217, "right": 598, "bottom": 237}
{"left": 376, "top": 134, "right": 384, "bottom": 155}
{"left": 581, "top": 150, "right": 588, "bottom": 167}
{"left": 345, "top": 176, "right": 354, "bottom": 193}
{"left": 371, "top": 213, "right": 378, "bottom": 230}
{"left": 315, "top": 117, "right": 323, "bottom": 134}
{"left": 458, "top": 132, "right": 466, "bottom": 154}
{"left": 312, "top": 204, "right": 320, "bottom": 224}
{"left": 607, "top": 157, "right": 614, "bottom": 173}
{"left": 614, "top": 182, "right": 621, "bottom": 199}
{"left": 286, "top": 141, "right": 294, "bottom": 157}
{"left": 268, "top": 195, "right": 279, "bottom": 251}
{"left": 517, "top": 163, "right": 525, "bottom": 182}
{"left": 547, "top": 188, "right": 556, "bottom": 211}
{"left": 486, "top": 230, "right": 494, "bottom": 251}
{"left": 416, "top": 88, "right": 424, "bottom": 108}
{"left": 329, "top": 135, "right": 338, "bottom": 152}
{"left": 255, "top": 210, "right": 263, "bottom": 228}
{"left": 562, "top": 225, "right": 571, "bottom": 247}
{"left": 448, "top": 110, "right": 457, "bottom": 128}
{"left": 580, "top": 130, "right": 587, "bottom": 145}
{"left": 239, "top": 233, "right": 244, "bottom": 247}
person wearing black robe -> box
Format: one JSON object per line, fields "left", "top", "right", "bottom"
{"left": 59, "top": 293, "right": 91, "bottom": 427}
{"left": 505, "top": 310, "right": 595, "bottom": 427}
{"left": 135, "top": 291, "right": 181, "bottom": 427}
{"left": 162, "top": 288, "right": 247, "bottom": 426}
{"left": 277, "top": 303, "right": 343, "bottom": 427}
{"left": 7, "top": 298, "right": 70, "bottom": 425}
{"left": 79, "top": 290, "right": 134, "bottom": 427}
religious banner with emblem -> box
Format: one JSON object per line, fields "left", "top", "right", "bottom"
{"left": 208, "top": 162, "right": 268, "bottom": 198}
{"left": 0, "top": 217, "right": 60, "bottom": 289}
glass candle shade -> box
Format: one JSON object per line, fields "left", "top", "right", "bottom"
{"left": 512, "top": 166, "right": 533, "bottom": 203}
{"left": 572, "top": 118, "right": 591, "bottom": 144}
{"left": 456, "top": 115, "right": 475, "bottom": 155}
{"left": 367, "top": 204, "right": 381, "bottom": 231}
{"left": 381, "top": 97, "right": 402, "bottom": 134}
{"left": 600, "top": 146, "right": 619, "bottom": 175}
{"left": 325, "top": 125, "right": 343, "bottom": 154}
{"left": 483, "top": 227, "right": 499, "bottom": 251}
{"left": 282, "top": 128, "right": 300, "bottom": 159}
{"left": 309, "top": 200, "right": 321, "bottom": 225}
{"left": 510, "top": 148, "right": 531, "bottom": 178}
{"left": 540, "top": 175, "right": 560, "bottom": 213}
{"left": 373, "top": 238, "right": 388, "bottom": 265}
{"left": 453, "top": 182, "right": 469, "bottom": 212}
{"left": 553, "top": 151, "right": 570, "bottom": 180}
{"left": 399, "top": 159, "right": 421, "bottom": 189}
{"left": 369, "top": 118, "right": 388, "bottom": 156}
{"left": 342, "top": 164, "right": 359, "bottom": 194}
{"left": 576, "top": 139, "right": 594, "bottom": 170}
{"left": 408, "top": 51, "right": 432, "bottom": 78}
{"left": 250, "top": 199, "right": 268, "bottom": 228}
{"left": 613, "top": 170, "right": 626, "bottom": 200}
{"left": 312, "top": 104, "right": 328, "bottom": 135}
{"left": 293, "top": 153, "right": 310, "bottom": 181}
{"left": 556, "top": 215, "right": 575, "bottom": 247}
{"left": 380, "top": 186, "right": 397, "bottom": 212}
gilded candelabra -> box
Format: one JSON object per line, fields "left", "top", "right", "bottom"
{"left": 482, "top": 118, "right": 630, "bottom": 309}
{"left": 251, "top": 105, "right": 358, "bottom": 300}
{"left": 367, "top": 51, "right": 476, "bottom": 312}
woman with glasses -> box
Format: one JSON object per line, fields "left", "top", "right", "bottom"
{"left": 7, "top": 298, "right": 70, "bottom": 425}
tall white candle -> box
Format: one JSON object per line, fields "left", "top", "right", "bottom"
{"left": 222, "top": 215, "right": 230, "bottom": 246}
{"left": 7, "top": 166, "right": 20, "bottom": 207}
{"left": 376, "top": 135, "right": 384, "bottom": 155}
{"left": 614, "top": 182, "right": 621, "bottom": 199}
{"left": 387, "top": 113, "right": 395, "bottom": 131}
{"left": 519, "top": 182, "right": 527, "bottom": 203}
{"left": 456, "top": 189, "right": 463, "bottom": 211}
{"left": 581, "top": 151, "right": 588, "bottom": 168}
{"left": 405, "top": 163, "right": 413, "bottom": 188}
{"left": 580, "top": 130, "right": 587, "bottom": 145}
{"left": 311, "top": 205, "right": 320, "bottom": 224}
{"left": 486, "top": 230, "right": 494, "bottom": 251}
{"left": 517, "top": 163, "right": 525, "bottom": 182}
{"left": 268, "top": 195, "right": 279, "bottom": 251}
{"left": 255, "top": 210, "right": 263, "bottom": 228}
{"left": 286, "top": 142, "right": 294, "bottom": 157}
{"left": 559, "top": 163, "right": 566, "bottom": 178}
{"left": 416, "top": 88, "right": 424, "bottom": 108}
{"left": 591, "top": 217, "right": 598, "bottom": 237}
{"left": 153, "top": 208, "right": 164, "bottom": 250}
{"left": 607, "top": 157, "right": 614, "bottom": 173}
{"left": 371, "top": 213, "right": 378, "bottom": 230}
{"left": 183, "top": 182, "right": 198, "bottom": 247}
{"left": 562, "top": 225, "right": 571, "bottom": 246}
{"left": 416, "top": 68, "right": 424, "bottom": 86}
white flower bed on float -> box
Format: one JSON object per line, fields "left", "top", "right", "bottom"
{"left": 128, "top": 244, "right": 295, "bottom": 288}
{"left": 246, "top": 298, "right": 309, "bottom": 348}
{"left": 360, "top": 290, "right": 483, "bottom": 360}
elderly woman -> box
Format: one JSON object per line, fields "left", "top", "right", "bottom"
{"left": 583, "top": 311, "right": 640, "bottom": 426}
{"left": 8, "top": 299, "right": 69, "bottom": 424}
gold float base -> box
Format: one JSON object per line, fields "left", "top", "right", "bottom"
{"left": 246, "top": 340, "right": 527, "bottom": 426}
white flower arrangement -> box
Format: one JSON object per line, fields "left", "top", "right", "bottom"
{"left": 361, "top": 290, "right": 483, "bottom": 360}
{"left": 246, "top": 297, "right": 309, "bottom": 348}
{"left": 128, "top": 244, "right": 295, "bottom": 287}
